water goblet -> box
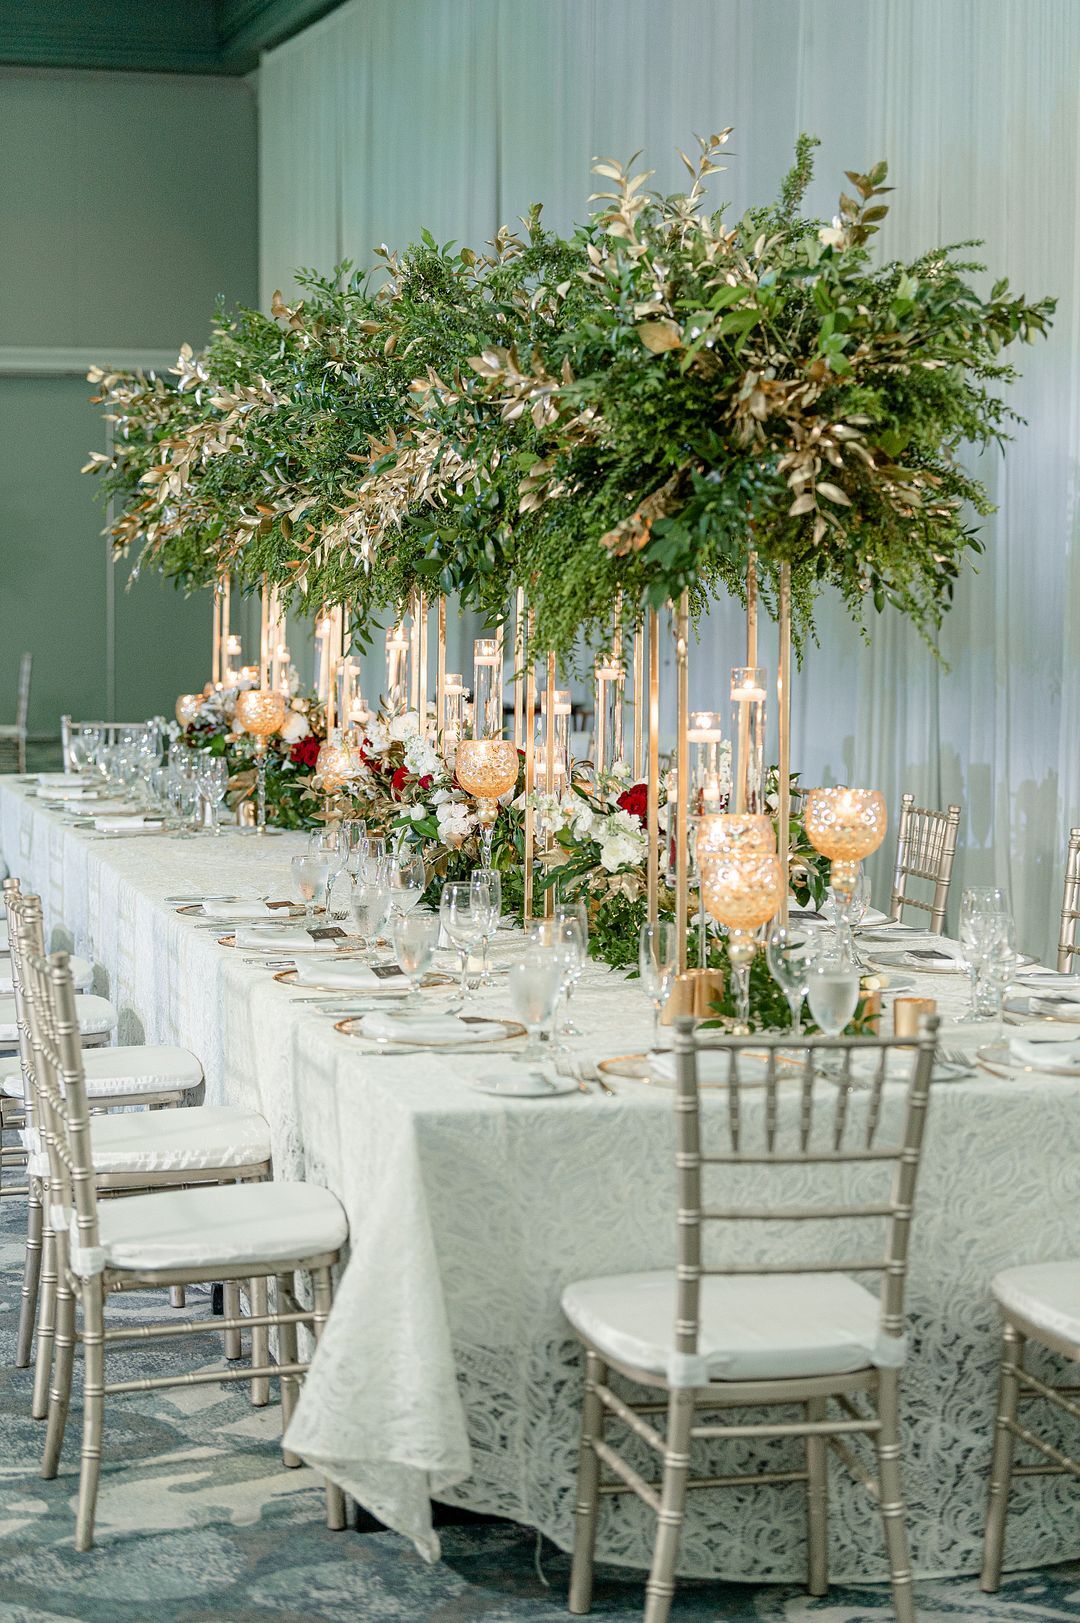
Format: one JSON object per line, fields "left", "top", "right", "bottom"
{"left": 292, "top": 853, "right": 330, "bottom": 922}
{"left": 340, "top": 818, "right": 368, "bottom": 879}
{"left": 958, "top": 887, "right": 1010, "bottom": 1021}
{"left": 472, "top": 868, "right": 501, "bottom": 983}
{"left": 199, "top": 755, "right": 229, "bottom": 835}
{"left": 639, "top": 921, "right": 677, "bottom": 1054}
{"left": 807, "top": 957, "right": 861, "bottom": 1076}
{"left": 508, "top": 949, "right": 563, "bottom": 1063}
{"left": 388, "top": 849, "right": 427, "bottom": 916}
{"left": 392, "top": 911, "right": 440, "bottom": 994}
{"left": 350, "top": 874, "right": 391, "bottom": 955}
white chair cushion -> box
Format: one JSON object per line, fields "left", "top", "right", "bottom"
{"left": 25, "top": 1104, "right": 270, "bottom": 1179}
{"left": 0, "top": 993, "right": 116, "bottom": 1045}
{"left": 562, "top": 1270, "right": 906, "bottom": 1388}
{"left": 70, "top": 1180, "right": 348, "bottom": 1276}
{"left": 993, "top": 1261, "right": 1080, "bottom": 1351}
{"left": 1, "top": 1044, "right": 202, "bottom": 1100}
{"left": 0, "top": 955, "right": 92, "bottom": 997}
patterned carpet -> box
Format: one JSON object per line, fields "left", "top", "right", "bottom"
{"left": 2, "top": 1194, "right": 1079, "bottom": 1621}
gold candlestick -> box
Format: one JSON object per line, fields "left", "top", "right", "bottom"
{"left": 674, "top": 592, "right": 690, "bottom": 973}
{"left": 523, "top": 610, "right": 537, "bottom": 920}
{"left": 777, "top": 562, "right": 792, "bottom": 926}
{"left": 646, "top": 608, "right": 660, "bottom": 927}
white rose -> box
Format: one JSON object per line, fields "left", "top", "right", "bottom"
{"left": 365, "top": 722, "right": 390, "bottom": 756}
{"left": 404, "top": 736, "right": 441, "bottom": 777}
{"left": 437, "top": 801, "right": 477, "bottom": 842}
{"left": 389, "top": 711, "right": 420, "bottom": 742}
{"left": 279, "top": 710, "right": 312, "bottom": 744}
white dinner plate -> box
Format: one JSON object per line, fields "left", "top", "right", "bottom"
{"left": 471, "top": 1070, "right": 578, "bottom": 1098}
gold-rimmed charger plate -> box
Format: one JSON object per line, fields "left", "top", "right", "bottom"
{"left": 871, "top": 951, "right": 1037, "bottom": 977}
{"left": 976, "top": 1040, "right": 1080, "bottom": 1079}
{"left": 215, "top": 931, "right": 353, "bottom": 951}
{"left": 273, "top": 967, "right": 454, "bottom": 992}
{"left": 598, "top": 1050, "right": 804, "bottom": 1086}
{"left": 333, "top": 1014, "right": 526, "bottom": 1048}
{"left": 177, "top": 902, "right": 304, "bottom": 919}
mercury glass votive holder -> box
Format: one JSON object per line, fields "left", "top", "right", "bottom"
{"left": 235, "top": 688, "right": 287, "bottom": 835}
{"left": 700, "top": 849, "right": 784, "bottom": 1032}
{"left": 804, "top": 788, "right": 887, "bottom": 892}
{"left": 175, "top": 694, "right": 201, "bottom": 728}
{"left": 456, "top": 738, "right": 520, "bottom": 866}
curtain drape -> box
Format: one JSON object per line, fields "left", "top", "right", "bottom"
{"left": 259, "top": 0, "right": 1080, "bottom": 957}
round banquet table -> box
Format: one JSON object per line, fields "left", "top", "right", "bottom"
{"left": 2, "top": 774, "right": 1079, "bottom": 1583}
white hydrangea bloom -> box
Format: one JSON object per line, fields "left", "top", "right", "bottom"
{"left": 389, "top": 710, "right": 421, "bottom": 741}
{"left": 365, "top": 721, "right": 391, "bottom": 756}
{"left": 279, "top": 709, "right": 311, "bottom": 744}
{"left": 404, "top": 734, "right": 441, "bottom": 778}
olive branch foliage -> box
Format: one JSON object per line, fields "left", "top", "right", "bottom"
{"left": 86, "top": 131, "right": 1053, "bottom": 664}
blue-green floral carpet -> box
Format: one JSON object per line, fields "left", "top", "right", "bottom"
{"left": 2, "top": 1196, "right": 1079, "bottom": 1621}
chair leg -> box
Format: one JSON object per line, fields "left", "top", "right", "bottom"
{"left": 568, "top": 1348, "right": 607, "bottom": 1616}
{"left": 276, "top": 1272, "right": 301, "bottom": 1468}
{"left": 249, "top": 1276, "right": 270, "bottom": 1406}
{"left": 981, "top": 1322, "right": 1024, "bottom": 1592}
{"left": 169, "top": 1286, "right": 186, "bottom": 1309}
{"left": 643, "top": 1388, "right": 695, "bottom": 1623}
{"left": 311, "top": 1266, "right": 346, "bottom": 1530}
{"left": 75, "top": 1281, "right": 106, "bottom": 1552}
{"left": 41, "top": 1277, "right": 76, "bottom": 1478}
{"left": 223, "top": 1281, "right": 242, "bottom": 1361}
{"left": 805, "top": 1394, "right": 829, "bottom": 1596}
{"left": 874, "top": 1369, "right": 915, "bottom": 1623}
{"left": 31, "top": 1224, "right": 58, "bottom": 1420}
{"left": 17, "top": 1178, "right": 44, "bottom": 1367}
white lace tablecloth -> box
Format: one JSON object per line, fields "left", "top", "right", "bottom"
{"left": 4, "top": 775, "right": 1080, "bottom": 1583}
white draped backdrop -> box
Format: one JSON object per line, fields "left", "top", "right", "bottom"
{"left": 258, "top": 0, "right": 1080, "bottom": 960}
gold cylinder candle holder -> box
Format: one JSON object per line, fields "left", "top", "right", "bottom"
{"left": 513, "top": 588, "right": 526, "bottom": 748}
{"left": 632, "top": 625, "right": 645, "bottom": 782}
{"left": 893, "top": 995, "right": 936, "bottom": 1040}
{"left": 674, "top": 594, "right": 690, "bottom": 972}
{"left": 777, "top": 562, "right": 792, "bottom": 925}
{"left": 662, "top": 967, "right": 726, "bottom": 1024}
{"left": 436, "top": 597, "right": 447, "bottom": 742}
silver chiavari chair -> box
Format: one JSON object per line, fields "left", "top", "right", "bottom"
{"left": 563, "top": 1015, "right": 938, "bottom": 1623}
{"left": 0, "top": 652, "right": 32, "bottom": 773}
{"left": 1056, "top": 828, "right": 1080, "bottom": 972}
{"left": 2, "top": 880, "right": 234, "bottom": 1421}
{"left": 59, "top": 715, "right": 149, "bottom": 770}
{"left": 889, "top": 792, "right": 962, "bottom": 934}
{"left": 981, "top": 1261, "right": 1080, "bottom": 1592}
{"left": 22, "top": 940, "right": 350, "bottom": 1550}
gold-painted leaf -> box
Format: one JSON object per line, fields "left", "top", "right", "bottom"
{"left": 638, "top": 318, "right": 682, "bottom": 354}
{"left": 816, "top": 481, "right": 852, "bottom": 507}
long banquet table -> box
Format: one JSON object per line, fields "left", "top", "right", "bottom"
{"left": 3, "top": 774, "right": 1080, "bottom": 1583}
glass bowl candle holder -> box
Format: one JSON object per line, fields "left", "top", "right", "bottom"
{"left": 701, "top": 850, "right": 784, "bottom": 1032}
{"left": 805, "top": 787, "right": 887, "bottom": 963}
{"left": 456, "top": 738, "right": 519, "bottom": 867}
{"left": 235, "top": 688, "right": 286, "bottom": 835}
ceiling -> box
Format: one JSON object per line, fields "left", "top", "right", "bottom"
{"left": 0, "top": 0, "right": 345, "bottom": 75}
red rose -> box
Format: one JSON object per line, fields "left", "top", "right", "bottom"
{"left": 289, "top": 736, "right": 320, "bottom": 769}
{"left": 390, "top": 765, "right": 410, "bottom": 796}
{"left": 617, "top": 782, "right": 649, "bottom": 823}
{"left": 418, "top": 773, "right": 433, "bottom": 791}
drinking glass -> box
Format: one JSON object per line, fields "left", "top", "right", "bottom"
{"left": 639, "top": 921, "right": 677, "bottom": 1053}
{"left": 350, "top": 874, "right": 391, "bottom": 954}
{"left": 388, "top": 849, "right": 427, "bottom": 916}
{"left": 200, "top": 756, "right": 230, "bottom": 835}
{"left": 441, "top": 880, "right": 487, "bottom": 1008}
{"left": 392, "top": 910, "right": 439, "bottom": 993}
{"left": 473, "top": 868, "right": 501, "bottom": 983}
{"left": 292, "top": 853, "right": 330, "bottom": 921}
{"left": 808, "top": 958, "right": 861, "bottom": 1075}
{"left": 555, "top": 899, "right": 589, "bottom": 1018}
{"left": 508, "top": 949, "right": 563, "bottom": 1062}
{"left": 551, "top": 917, "right": 585, "bottom": 1037}
{"left": 69, "top": 730, "right": 90, "bottom": 773}
{"left": 958, "top": 887, "right": 1010, "bottom": 1021}
{"left": 308, "top": 828, "right": 346, "bottom": 910}
{"left": 340, "top": 818, "right": 368, "bottom": 879}
{"left": 766, "top": 925, "right": 814, "bottom": 1035}
{"left": 358, "top": 835, "right": 387, "bottom": 883}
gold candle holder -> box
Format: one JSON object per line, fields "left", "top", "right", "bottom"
{"left": 315, "top": 728, "right": 362, "bottom": 797}
{"left": 456, "top": 738, "right": 519, "bottom": 868}
{"left": 893, "top": 995, "right": 937, "bottom": 1040}
{"left": 696, "top": 812, "right": 776, "bottom": 859}
{"left": 805, "top": 786, "right": 887, "bottom": 966}
{"left": 175, "top": 694, "right": 201, "bottom": 728}
{"left": 701, "top": 850, "right": 784, "bottom": 1033}
{"left": 236, "top": 688, "right": 287, "bottom": 835}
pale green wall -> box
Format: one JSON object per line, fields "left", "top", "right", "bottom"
{"left": 0, "top": 66, "right": 258, "bottom": 742}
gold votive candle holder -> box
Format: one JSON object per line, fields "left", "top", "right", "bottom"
{"left": 893, "top": 996, "right": 937, "bottom": 1039}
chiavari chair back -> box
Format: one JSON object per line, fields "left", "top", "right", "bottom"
{"left": 1056, "top": 827, "right": 1080, "bottom": 972}
{"left": 889, "top": 791, "right": 962, "bottom": 933}
{"left": 564, "top": 1016, "right": 938, "bottom": 1623}
{"left": 0, "top": 653, "right": 31, "bottom": 773}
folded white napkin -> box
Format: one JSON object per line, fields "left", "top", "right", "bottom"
{"left": 202, "top": 899, "right": 300, "bottom": 922}
{"left": 291, "top": 961, "right": 394, "bottom": 989}
{"left": 1009, "top": 1029, "right": 1080, "bottom": 1068}
{"left": 360, "top": 1011, "right": 473, "bottom": 1044}
{"left": 93, "top": 815, "right": 164, "bottom": 832}
{"left": 37, "top": 772, "right": 95, "bottom": 786}
{"left": 1018, "top": 970, "right": 1080, "bottom": 989}
{"left": 71, "top": 800, "right": 134, "bottom": 816}
{"left": 233, "top": 925, "right": 336, "bottom": 951}
{"left": 49, "top": 785, "right": 103, "bottom": 800}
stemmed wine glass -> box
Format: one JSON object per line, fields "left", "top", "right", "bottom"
{"left": 766, "top": 925, "right": 816, "bottom": 1035}
{"left": 392, "top": 911, "right": 439, "bottom": 994}
{"left": 387, "top": 848, "right": 427, "bottom": 916}
{"left": 197, "top": 755, "right": 229, "bottom": 834}
{"left": 639, "top": 921, "right": 677, "bottom": 1054}
{"left": 958, "top": 887, "right": 1011, "bottom": 1022}
{"left": 350, "top": 867, "right": 391, "bottom": 955}
{"left": 441, "top": 879, "right": 488, "bottom": 1010}
{"left": 340, "top": 819, "right": 368, "bottom": 879}
{"left": 473, "top": 868, "right": 501, "bottom": 984}
{"left": 555, "top": 900, "right": 589, "bottom": 1025}
{"left": 508, "top": 948, "right": 563, "bottom": 1063}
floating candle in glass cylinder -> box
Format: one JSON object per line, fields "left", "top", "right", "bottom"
{"left": 594, "top": 651, "right": 625, "bottom": 776}
{"left": 537, "top": 688, "right": 572, "bottom": 784}
{"left": 238, "top": 664, "right": 259, "bottom": 688}
{"left": 385, "top": 622, "right": 410, "bottom": 716}
{"left": 224, "top": 633, "right": 242, "bottom": 685}
{"left": 472, "top": 638, "right": 503, "bottom": 737}
{"left": 731, "top": 666, "right": 767, "bottom": 815}
{"left": 686, "top": 710, "right": 728, "bottom": 813}
{"left": 442, "top": 673, "right": 468, "bottom": 741}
